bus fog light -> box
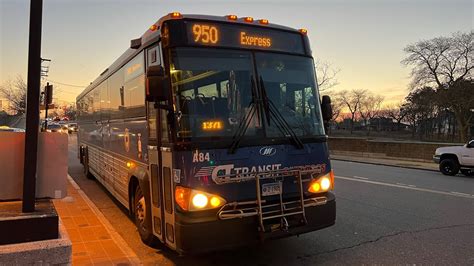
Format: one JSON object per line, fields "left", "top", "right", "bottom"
{"left": 309, "top": 182, "right": 320, "bottom": 193}
{"left": 210, "top": 196, "right": 221, "bottom": 207}
{"left": 192, "top": 193, "right": 208, "bottom": 209}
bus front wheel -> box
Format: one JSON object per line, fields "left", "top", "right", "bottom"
{"left": 133, "top": 184, "right": 158, "bottom": 247}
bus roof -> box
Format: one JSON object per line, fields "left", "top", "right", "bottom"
{"left": 77, "top": 13, "right": 304, "bottom": 101}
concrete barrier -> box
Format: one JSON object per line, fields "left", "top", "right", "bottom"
{"left": 328, "top": 137, "right": 463, "bottom": 161}
{"left": 0, "top": 132, "right": 68, "bottom": 200}
{"left": 0, "top": 220, "right": 71, "bottom": 264}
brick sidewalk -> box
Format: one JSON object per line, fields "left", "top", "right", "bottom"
{"left": 53, "top": 176, "right": 140, "bottom": 265}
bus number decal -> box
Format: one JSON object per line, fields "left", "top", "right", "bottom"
{"left": 193, "top": 151, "right": 210, "bottom": 163}
{"left": 192, "top": 24, "right": 219, "bottom": 44}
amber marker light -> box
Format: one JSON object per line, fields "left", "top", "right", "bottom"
{"left": 299, "top": 28, "right": 308, "bottom": 35}
{"left": 227, "top": 14, "right": 238, "bottom": 21}
{"left": 175, "top": 186, "right": 191, "bottom": 211}
{"left": 170, "top": 12, "right": 182, "bottom": 19}
{"left": 259, "top": 19, "right": 269, "bottom": 25}
{"left": 126, "top": 162, "right": 135, "bottom": 168}
{"left": 149, "top": 25, "right": 158, "bottom": 31}
{"left": 243, "top": 17, "right": 254, "bottom": 23}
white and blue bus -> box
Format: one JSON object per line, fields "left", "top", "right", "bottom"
{"left": 77, "top": 13, "right": 335, "bottom": 254}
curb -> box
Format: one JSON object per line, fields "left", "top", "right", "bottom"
{"left": 331, "top": 157, "right": 438, "bottom": 172}
{"left": 66, "top": 175, "right": 141, "bottom": 265}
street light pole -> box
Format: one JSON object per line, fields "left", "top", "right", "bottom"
{"left": 22, "top": 0, "right": 43, "bottom": 213}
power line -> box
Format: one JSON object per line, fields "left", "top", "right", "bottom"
{"left": 45, "top": 79, "right": 86, "bottom": 88}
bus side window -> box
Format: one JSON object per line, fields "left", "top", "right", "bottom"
{"left": 109, "top": 68, "right": 124, "bottom": 119}
{"left": 123, "top": 51, "right": 145, "bottom": 118}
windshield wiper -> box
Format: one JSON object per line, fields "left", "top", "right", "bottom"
{"left": 228, "top": 76, "right": 259, "bottom": 154}
{"left": 259, "top": 76, "right": 304, "bottom": 149}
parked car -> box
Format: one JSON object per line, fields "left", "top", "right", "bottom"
{"left": 0, "top": 126, "right": 25, "bottom": 132}
{"left": 67, "top": 122, "right": 78, "bottom": 133}
{"left": 433, "top": 140, "right": 474, "bottom": 176}
{"left": 46, "top": 123, "right": 63, "bottom": 133}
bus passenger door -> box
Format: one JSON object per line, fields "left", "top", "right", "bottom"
{"left": 146, "top": 43, "right": 168, "bottom": 244}
{"left": 147, "top": 102, "right": 165, "bottom": 243}
{"left": 148, "top": 103, "right": 176, "bottom": 249}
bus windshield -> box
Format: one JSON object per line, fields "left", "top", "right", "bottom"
{"left": 170, "top": 47, "right": 325, "bottom": 143}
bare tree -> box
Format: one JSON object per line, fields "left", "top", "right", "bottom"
{"left": 359, "top": 94, "right": 384, "bottom": 135}
{"left": 0, "top": 76, "right": 27, "bottom": 115}
{"left": 315, "top": 59, "right": 340, "bottom": 92}
{"left": 338, "top": 89, "right": 367, "bottom": 134}
{"left": 437, "top": 79, "right": 474, "bottom": 142}
{"left": 402, "top": 31, "right": 473, "bottom": 89}
{"left": 329, "top": 94, "right": 344, "bottom": 122}
{"left": 385, "top": 102, "right": 408, "bottom": 131}
{"left": 402, "top": 31, "right": 473, "bottom": 141}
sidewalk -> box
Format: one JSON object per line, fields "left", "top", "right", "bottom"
{"left": 330, "top": 151, "right": 438, "bottom": 172}
{"left": 53, "top": 176, "right": 140, "bottom": 265}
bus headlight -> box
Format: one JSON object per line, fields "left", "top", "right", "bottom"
{"left": 175, "top": 186, "right": 226, "bottom": 211}
{"left": 308, "top": 170, "right": 334, "bottom": 193}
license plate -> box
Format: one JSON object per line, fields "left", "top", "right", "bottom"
{"left": 262, "top": 182, "right": 281, "bottom": 196}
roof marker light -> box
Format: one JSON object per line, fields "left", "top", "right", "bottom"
{"left": 227, "top": 14, "right": 238, "bottom": 21}
{"left": 149, "top": 25, "right": 158, "bottom": 31}
{"left": 299, "top": 28, "right": 308, "bottom": 35}
{"left": 170, "top": 12, "right": 182, "bottom": 19}
{"left": 259, "top": 19, "right": 269, "bottom": 25}
{"left": 243, "top": 17, "right": 254, "bottom": 23}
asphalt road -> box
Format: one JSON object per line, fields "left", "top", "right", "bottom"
{"left": 67, "top": 135, "right": 474, "bottom": 265}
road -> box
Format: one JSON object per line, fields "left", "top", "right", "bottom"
{"left": 67, "top": 135, "right": 474, "bottom": 265}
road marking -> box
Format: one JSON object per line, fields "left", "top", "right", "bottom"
{"left": 407, "top": 184, "right": 417, "bottom": 188}
{"left": 450, "top": 191, "right": 472, "bottom": 197}
{"left": 353, "top": 176, "right": 369, "bottom": 180}
{"left": 396, "top": 182, "right": 407, "bottom": 186}
{"left": 336, "top": 176, "right": 474, "bottom": 199}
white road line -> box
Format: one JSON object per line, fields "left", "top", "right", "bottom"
{"left": 396, "top": 182, "right": 407, "bottom": 186}
{"left": 407, "top": 184, "right": 417, "bottom": 188}
{"left": 353, "top": 176, "right": 369, "bottom": 180}
{"left": 450, "top": 191, "right": 472, "bottom": 197}
{"left": 336, "top": 176, "right": 474, "bottom": 199}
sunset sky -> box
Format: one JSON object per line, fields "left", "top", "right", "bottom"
{"left": 1, "top": 0, "right": 472, "bottom": 104}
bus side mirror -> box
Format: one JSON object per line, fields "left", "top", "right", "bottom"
{"left": 146, "top": 65, "right": 171, "bottom": 102}
{"left": 321, "top": 95, "right": 332, "bottom": 121}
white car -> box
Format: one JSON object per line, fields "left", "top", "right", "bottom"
{"left": 434, "top": 140, "right": 474, "bottom": 176}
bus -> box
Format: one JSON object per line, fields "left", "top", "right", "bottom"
{"left": 76, "top": 12, "right": 335, "bottom": 254}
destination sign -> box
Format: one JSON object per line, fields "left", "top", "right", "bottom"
{"left": 184, "top": 21, "right": 305, "bottom": 54}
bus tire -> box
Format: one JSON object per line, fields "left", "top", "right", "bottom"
{"left": 82, "top": 148, "right": 95, "bottom": 180}
{"left": 133, "top": 183, "right": 158, "bottom": 247}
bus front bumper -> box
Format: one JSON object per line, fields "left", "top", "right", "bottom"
{"left": 174, "top": 193, "right": 336, "bottom": 255}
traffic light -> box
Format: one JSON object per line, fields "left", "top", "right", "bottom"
{"left": 44, "top": 83, "right": 53, "bottom": 105}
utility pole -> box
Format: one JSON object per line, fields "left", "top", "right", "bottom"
{"left": 23, "top": 0, "right": 43, "bottom": 213}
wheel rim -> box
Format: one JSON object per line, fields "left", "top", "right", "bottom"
{"left": 135, "top": 194, "right": 146, "bottom": 229}
{"left": 443, "top": 164, "right": 453, "bottom": 174}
